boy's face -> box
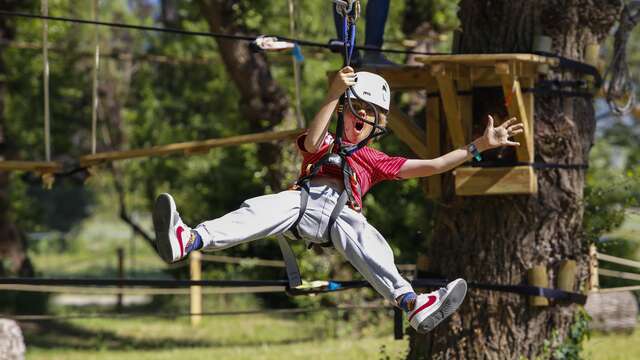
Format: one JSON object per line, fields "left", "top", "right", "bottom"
{"left": 343, "top": 101, "right": 376, "bottom": 143}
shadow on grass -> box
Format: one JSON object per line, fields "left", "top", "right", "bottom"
{"left": 21, "top": 319, "right": 320, "bottom": 351}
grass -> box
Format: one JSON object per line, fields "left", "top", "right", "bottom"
{"left": 584, "top": 329, "right": 640, "bottom": 360}
{"left": 24, "top": 312, "right": 408, "bottom": 360}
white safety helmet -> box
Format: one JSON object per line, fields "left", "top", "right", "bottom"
{"left": 348, "top": 71, "right": 390, "bottom": 112}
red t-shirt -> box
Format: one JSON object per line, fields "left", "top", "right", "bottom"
{"left": 296, "top": 133, "right": 407, "bottom": 210}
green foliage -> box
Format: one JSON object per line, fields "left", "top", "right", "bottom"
{"left": 538, "top": 309, "right": 591, "bottom": 360}
{"left": 583, "top": 139, "right": 640, "bottom": 244}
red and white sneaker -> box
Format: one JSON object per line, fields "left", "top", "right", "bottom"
{"left": 153, "top": 193, "right": 196, "bottom": 263}
{"left": 408, "top": 278, "right": 467, "bottom": 333}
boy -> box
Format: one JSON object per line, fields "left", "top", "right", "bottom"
{"left": 153, "top": 66, "right": 524, "bottom": 333}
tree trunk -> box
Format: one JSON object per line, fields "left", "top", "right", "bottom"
{"left": 197, "top": 0, "right": 297, "bottom": 191}
{"left": 408, "top": 1, "right": 620, "bottom": 359}
{"left": 0, "top": 1, "right": 34, "bottom": 277}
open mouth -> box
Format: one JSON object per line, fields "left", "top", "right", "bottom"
{"left": 355, "top": 120, "right": 364, "bottom": 131}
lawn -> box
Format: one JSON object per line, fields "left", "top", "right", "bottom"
{"left": 23, "top": 312, "right": 408, "bottom": 360}
{"left": 20, "top": 312, "right": 639, "bottom": 360}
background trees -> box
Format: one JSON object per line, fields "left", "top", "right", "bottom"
{"left": 0, "top": 1, "right": 638, "bottom": 358}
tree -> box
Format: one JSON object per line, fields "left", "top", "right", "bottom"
{"left": 197, "top": 0, "right": 298, "bottom": 191}
{"left": 0, "top": 0, "right": 35, "bottom": 277}
{"left": 407, "top": 1, "right": 621, "bottom": 358}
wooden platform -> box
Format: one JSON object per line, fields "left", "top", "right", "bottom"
{"left": 362, "top": 54, "right": 557, "bottom": 196}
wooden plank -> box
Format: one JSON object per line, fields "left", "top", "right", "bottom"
{"left": 0, "top": 160, "right": 62, "bottom": 173}
{"left": 387, "top": 103, "right": 428, "bottom": 159}
{"left": 362, "top": 66, "right": 435, "bottom": 90}
{"left": 80, "top": 128, "right": 305, "bottom": 167}
{"left": 597, "top": 253, "right": 640, "bottom": 269}
{"left": 498, "top": 65, "right": 534, "bottom": 162}
{"left": 454, "top": 166, "right": 537, "bottom": 196}
{"left": 589, "top": 244, "right": 599, "bottom": 291}
{"left": 597, "top": 285, "right": 640, "bottom": 293}
{"left": 328, "top": 66, "right": 435, "bottom": 91}
{"left": 432, "top": 63, "right": 466, "bottom": 148}
{"left": 521, "top": 77, "right": 535, "bottom": 137}
{"left": 425, "top": 88, "right": 441, "bottom": 199}
{"left": 599, "top": 268, "right": 640, "bottom": 282}
{"left": 418, "top": 53, "right": 558, "bottom": 66}
{"left": 458, "top": 78, "right": 473, "bottom": 143}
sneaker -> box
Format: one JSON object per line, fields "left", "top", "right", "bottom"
{"left": 408, "top": 278, "right": 467, "bottom": 333}
{"left": 152, "top": 193, "right": 198, "bottom": 263}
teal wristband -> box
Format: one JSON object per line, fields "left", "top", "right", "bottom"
{"left": 468, "top": 143, "right": 482, "bottom": 162}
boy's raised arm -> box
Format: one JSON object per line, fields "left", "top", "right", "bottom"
{"left": 398, "top": 116, "right": 524, "bottom": 179}
{"left": 304, "top": 66, "right": 356, "bottom": 153}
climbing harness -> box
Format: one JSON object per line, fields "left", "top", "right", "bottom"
{"left": 277, "top": 0, "right": 391, "bottom": 295}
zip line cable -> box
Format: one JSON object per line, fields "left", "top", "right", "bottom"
{"left": 0, "top": 9, "right": 445, "bottom": 56}
{"left": 0, "top": 9, "right": 604, "bottom": 84}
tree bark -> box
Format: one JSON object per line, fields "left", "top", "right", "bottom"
{"left": 408, "top": 1, "right": 620, "bottom": 359}
{"left": 197, "top": 0, "right": 297, "bottom": 191}
{"left": 0, "top": 1, "right": 34, "bottom": 277}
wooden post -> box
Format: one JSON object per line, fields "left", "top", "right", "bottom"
{"left": 117, "top": 247, "right": 124, "bottom": 312}
{"left": 557, "top": 260, "right": 577, "bottom": 292}
{"left": 432, "top": 63, "right": 466, "bottom": 148}
{"left": 527, "top": 265, "right": 549, "bottom": 306}
{"left": 533, "top": 35, "right": 552, "bottom": 74}
{"left": 190, "top": 250, "right": 202, "bottom": 326}
{"left": 496, "top": 63, "right": 534, "bottom": 163}
{"left": 589, "top": 244, "right": 599, "bottom": 292}
{"left": 425, "top": 88, "right": 442, "bottom": 199}
{"left": 584, "top": 43, "right": 600, "bottom": 67}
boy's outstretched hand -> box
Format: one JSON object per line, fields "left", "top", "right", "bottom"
{"left": 482, "top": 115, "right": 524, "bottom": 149}
{"left": 328, "top": 66, "right": 356, "bottom": 99}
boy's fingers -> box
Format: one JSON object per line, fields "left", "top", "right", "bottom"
{"left": 502, "top": 117, "right": 518, "bottom": 127}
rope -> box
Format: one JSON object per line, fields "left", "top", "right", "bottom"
{"left": 288, "top": 0, "right": 305, "bottom": 128}
{"left": 91, "top": 0, "right": 100, "bottom": 155}
{"left": 3, "top": 304, "right": 391, "bottom": 322}
{"left": 0, "top": 284, "right": 283, "bottom": 295}
{"left": 41, "top": 0, "right": 51, "bottom": 162}
{"left": 0, "top": 277, "right": 587, "bottom": 303}
{"left": 604, "top": 1, "right": 640, "bottom": 115}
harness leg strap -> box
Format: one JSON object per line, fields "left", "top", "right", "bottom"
{"left": 325, "top": 191, "right": 349, "bottom": 246}
{"left": 289, "top": 184, "right": 309, "bottom": 240}
{"left": 277, "top": 235, "right": 303, "bottom": 289}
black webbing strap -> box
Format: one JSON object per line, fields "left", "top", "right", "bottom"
{"left": 411, "top": 278, "right": 587, "bottom": 304}
{"left": 468, "top": 161, "right": 589, "bottom": 170}
{"left": 532, "top": 50, "right": 603, "bottom": 88}
{"left": 326, "top": 191, "right": 350, "bottom": 246}
{"left": 289, "top": 183, "right": 309, "bottom": 241}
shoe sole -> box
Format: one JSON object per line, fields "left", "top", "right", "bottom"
{"left": 153, "top": 193, "right": 176, "bottom": 264}
{"left": 417, "top": 279, "right": 467, "bottom": 334}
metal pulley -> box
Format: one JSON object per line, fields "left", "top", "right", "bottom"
{"left": 333, "top": 0, "right": 360, "bottom": 20}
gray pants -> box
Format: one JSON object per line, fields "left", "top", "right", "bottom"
{"left": 194, "top": 182, "right": 414, "bottom": 303}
